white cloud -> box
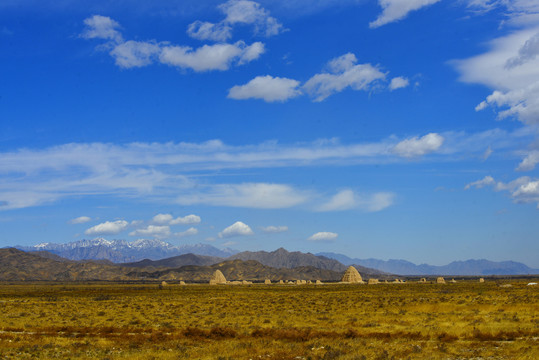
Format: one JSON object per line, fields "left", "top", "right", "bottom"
{"left": 228, "top": 75, "right": 301, "bottom": 102}
{"left": 389, "top": 76, "right": 410, "bottom": 91}
{"left": 506, "top": 31, "right": 539, "bottom": 68}
{"left": 152, "top": 213, "right": 201, "bottom": 225}
{"left": 464, "top": 176, "right": 495, "bottom": 190}
{"left": 505, "top": 177, "right": 539, "bottom": 206}
{"left": 177, "top": 183, "right": 309, "bottom": 209}
{"left": 0, "top": 128, "right": 531, "bottom": 210}
{"left": 85, "top": 220, "right": 128, "bottom": 236}
{"left": 186, "top": 0, "right": 285, "bottom": 41}
{"left": 307, "top": 231, "right": 338, "bottom": 242}
{"left": 370, "top": 0, "right": 441, "bottom": 28}
{"left": 129, "top": 225, "right": 171, "bottom": 238}
{"left": 238, "top": 41, "right": 266, "bottom": 64}
{"left": 174, "top": 227, "right": 198, "bottom": 238}
{"left": 455, "top": 25, "right": 539, "bottom": 125}
{"left": 152, "top": 213, "right": 173, "bottom": 225}
{"left": 392, "top": 133, "right": 444, "bottom": 157}
{"left": 69, "top": 216, "right": 92, "bottom": 224}
{"left": 483, "top": 146, "right": 493, "bottom": 160}
{"left": 81, "top": 16, "right": 265, "bottom": 73}
{"left": 303, "top": 53, "right": 387, "bottom": 101}
{"left": 229, "top": 53, "right": 409, "bottom": 102}
{"left": 159, "top": 41, "right": 264, "bottom": 72}
{"left": 187, "top": 21, "right": 232, "bottom": 42}
{"left": 363, "top": 192, "right": 395, "bottom": 212}
{"left": 517, "top": 150, "right": 539, "bottom": 171}
{"left": 109, "top": 40, "right": 161, "bottom": 68}
{"left": 81, "top": 15, "right": 123, "bottom": 43}
{"left": 261, "top": 225, "right": 288, "bottom": 233}
{"left": 317, "top": 189, "right": 395, "bottom": 212}
{"left": 170, "top": 214, "right": 202, "bottom": 225}
{"left": 512, "top": 179, "right": 539, "bottom": 198}
{"left": 465, "top": 175, "right": 539, "bottom": 207}
{"left": 318, "top": 189, "right": 357, "bottom": 211}
{"left": 465, "top": 1, "right": 539, "bottom": 26}
{"left": 218, "top": 221, "right": 254, "bottom": 238}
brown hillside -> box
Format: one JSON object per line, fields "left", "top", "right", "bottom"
{"left": 0, "top": 249, "right": 343, "bottom": 282}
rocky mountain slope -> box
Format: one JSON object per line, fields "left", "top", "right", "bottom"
{"left": 229, "top": 248, "right": 386, "bottom": 276}
{"left": 122, "top": 253, "right": 223, "bottom": 268}
{"left": 229, "top": 248, "right": 347, "bottom": 271}
{"left": 130, "top": 259, "right": 344, "bottom": 282}
{"left": 0, "top": 248, "right": 350, "bottom": 282}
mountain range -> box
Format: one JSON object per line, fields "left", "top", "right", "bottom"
{"left": 0, "top": 248, "right": 348, "bottom": 282}
{"left": 16, "top": 238, "right": 237, "bottom": 263}
{"left": 318, "top": 252, "right": 539, "bottom": 276}
{"left": 10, "top": 239, "right": 539, "bottom": 275}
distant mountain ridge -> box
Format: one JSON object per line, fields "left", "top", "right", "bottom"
{"left": 318, "top": 252, "right": 539, "bottom": 276}
{"left": 16, "top": 238, "right": 238, "bottom": 263}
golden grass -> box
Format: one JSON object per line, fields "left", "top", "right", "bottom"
{"left": 0, "top": 280, "right": 537, "bottom": 359}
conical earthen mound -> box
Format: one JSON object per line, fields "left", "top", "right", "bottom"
{"left": 209, "top": 270, "right": 227, "bottom": 285}
{"left": 341, "top": 266, "right": 363, "bottom": 283}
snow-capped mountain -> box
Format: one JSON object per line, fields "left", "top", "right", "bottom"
{"left": 17, "top": 239, "right": 238, "bottom": 263}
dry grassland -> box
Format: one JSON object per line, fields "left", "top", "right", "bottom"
{"left": 0, "top": 281, "right": 537, "bottom": 359}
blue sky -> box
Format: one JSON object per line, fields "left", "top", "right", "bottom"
{"left": 1, "top": 0, "right": 539, "bottom": 267}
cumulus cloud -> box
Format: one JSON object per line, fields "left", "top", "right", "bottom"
{"left": 517, "top": 150, "right": 539, "bottom": 171}
{"left": 392, "top": 133, "right": 444, "bottom": 157}
{"left": 307, "top": 231, "right": 338, "bottom": 242}
{"left": 512, "top": 179, "right": 539, "bottom": 198}
{"left": 370, "top": 0, "right": 441, "bottom": 28}
{"left": 261, "top": 225, "right": 288, "bottom": 233}
{"left": 110, "top": 40, "right": 161, "bottom": 68}
{"left": 160, "top": 41, "right": 264, "bottom": 72}
{"left": 170, "top": 214, "right": 202, "bottom": 225}
{"left": 69, "top": 216, "right": 92, "bottom": 224}
{"left": 129, "top": 225, "right": 171, "bottom": 238}
{"left": 228, "top": 75, "right": 301, "bottom": 102}
{"left": 152, "top": 213, "right": 201, "bottom": 225}
{"left": 85, "top": 220, "right": 128, "bottom": 235}
{"left": 187, "top": 21, "right": 232, "bottom": 42}
{"left": 81, "top": 15, "right": 123, "bottom": 43}
{"left": 504, "top": 177, "right": 539, "bottom": 206}
{"left": 218, "top": 221, "right": 254, "bottom": 238}
{"left": 303, "top": 53, "right": 387, "bottom": 102}
{"left": 475, "top": 82, "right": 539, "bottom": 125}
{"left": 152, "top": 213, "right": 173, "bottom": 225}
{"left": 229, "top": 53, "right": 410, "bottom": 102}
{"left": 187, "top": 0, "right": 285, "bottom": 41}
{"left": 174, "top": 227, "right": 198, "bottom": 238}
{"left": 81, "top": 16, "right": 265, "bottom": 73}
{"left": 389, "top": 76, "right": 410, "bottom": 91}
{"left": 177, "top": 183, "right": 309, "bottom": 209}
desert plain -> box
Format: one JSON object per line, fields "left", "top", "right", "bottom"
{"left": 0, "top": 280, "right": 537, "bottom": 359}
